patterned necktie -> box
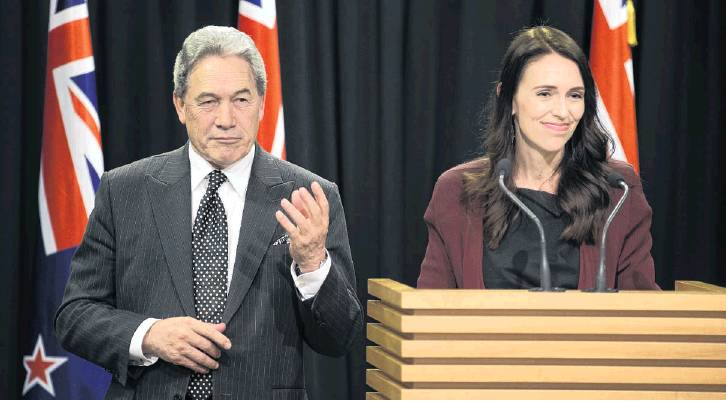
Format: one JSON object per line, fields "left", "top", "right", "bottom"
{"left": 186, "top": 170, "right": 228, "bottom": 400}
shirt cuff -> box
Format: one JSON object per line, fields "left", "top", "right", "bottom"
{"left": 129, "top": 318, "right": 160, "bottom": 366}
{"left": 290, "top": 250, "right": 331, "bottom": 301}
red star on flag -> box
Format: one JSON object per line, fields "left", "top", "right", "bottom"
{"left": 22, "top": 335, "right": 67, "bottom": 397}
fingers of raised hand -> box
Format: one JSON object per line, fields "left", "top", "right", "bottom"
{"left": 279, "top": 200, "right": 309, "bottom": 240}
{"left": 278, "top": 184, "right": 329, "bottom": 233}
{"left": 291, "top": 190, "right": 310, "bottom": 219}
{"left": 275, "top": 210, "right": 297, "bottom": 236}
{"left": 275, "top": 184, "right": 330, "bottom": 267}
{"left": 298, "top": 188, "right": 321, "bottom": 221}
{"left": 310, "top": 182, "right": 330, "bottom": 222}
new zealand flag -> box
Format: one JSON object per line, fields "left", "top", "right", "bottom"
{"left": 238, "top": 0, "right": 287, "bottom": 159}
{"left": 22, "top": 0, "right": 109, "bottom": 398}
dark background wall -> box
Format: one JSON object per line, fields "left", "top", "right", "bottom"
{"left": 2, "top": 0, "right": 724, "bottom": 398}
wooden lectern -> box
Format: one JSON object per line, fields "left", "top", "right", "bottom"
{"left": 365, "top": 279, "right": 726, "bottom": 399}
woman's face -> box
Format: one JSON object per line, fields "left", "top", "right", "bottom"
{"left": 512, "top": 53, "right": 585, "bottom": 157}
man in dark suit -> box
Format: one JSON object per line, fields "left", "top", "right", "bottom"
{"left": 55, "top": 26, "right": 362, "bottom": 399}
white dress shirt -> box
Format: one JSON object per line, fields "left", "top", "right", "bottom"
{"left": 128, "top": 144, "right": 331, "bottom": 366}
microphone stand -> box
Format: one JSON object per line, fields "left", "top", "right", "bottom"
{"left": 584, "top": 180, "right": 629, "bottom": 293}
{"left": 498, "top": 173, "right": 564, "bottom": 292}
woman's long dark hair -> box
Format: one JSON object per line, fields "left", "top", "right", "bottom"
{"left": 463, "top": 26, "right": 613, "bottom": 248}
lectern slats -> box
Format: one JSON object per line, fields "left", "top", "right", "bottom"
{"left": 368, "top": 324, "right": 726, "bottom": 360}
{"left": 367, "top": 280, "right": 726, "bottom": 399}
{"left": 367, "top": 370, "right": 726, "bottom": 400}
{"left": 368, "top": 300, "right": 726, "bottom": 335}
{"left": 367, "top": 346, "right": 726, "bottom": 385}
{"left": 676, "top": 281, "right": 726, "bottom": 293}
{"left": 369, "top": 279, "right": 726, "bottom": 311}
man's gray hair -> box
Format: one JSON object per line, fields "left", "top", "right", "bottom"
{"left": 173, "top": 25, "right": 267, "bottom": 98}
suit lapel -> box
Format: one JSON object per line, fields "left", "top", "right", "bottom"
{"left": 147, "top": 144, "right": 196, "bottom": 317}
{"left": 223, "top": 147, "right": 292, "bottom": 323}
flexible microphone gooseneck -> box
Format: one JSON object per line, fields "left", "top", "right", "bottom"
{"left": 495, "top": 159, "right": 563, "bottom": 292}
{"left": 584, "top": 171, "right": 630, "bottom": 293}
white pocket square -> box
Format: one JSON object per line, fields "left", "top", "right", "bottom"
{"left": 272, "top": 234, "right": 290, "bottom": 246}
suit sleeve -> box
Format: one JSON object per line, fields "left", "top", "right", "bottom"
{"left": 296, "top": 183, "right": 363, "bottom": 357}
{"left": 54, "top": 173, "right": 148, "bottom": 386}
{"left": 615, "top": 179, "right": 660, "bottom": 290}
{"left": 417, "top": 176, "right": 457, "bottom": 289}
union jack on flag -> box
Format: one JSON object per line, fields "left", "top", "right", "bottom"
{"left": 591, "top": 0, "right": 640, "bottom": 172}
{"left": 24, "top": 0, "right": 109, "bottom": 398}
{"left": 239, "top": 0, "right": 286, "bottom": 159}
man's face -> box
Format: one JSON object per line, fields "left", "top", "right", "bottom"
{"left": 173, "top": 55, "right": 264, "bottom": 169}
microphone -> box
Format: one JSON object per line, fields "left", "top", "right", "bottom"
{"left": 585, "top": 171, "right": 630, "bottom": 293}
{"left": 495, "top": 159, "right": 563, "bottom": 292}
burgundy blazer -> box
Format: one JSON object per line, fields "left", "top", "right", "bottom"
{"left": 417, "top": 159, "right": 659, "bottom": 290}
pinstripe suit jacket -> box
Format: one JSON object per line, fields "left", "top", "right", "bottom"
{"left": 55, "top": 144, "right": 363, "bottom": 399}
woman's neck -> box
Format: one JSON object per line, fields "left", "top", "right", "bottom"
{"left": 513, "top": 144, "right": 564, "bottom": 193}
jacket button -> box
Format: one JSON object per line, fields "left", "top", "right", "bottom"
{"left": 173, "top": 394, "right": 182, "bottom": 400}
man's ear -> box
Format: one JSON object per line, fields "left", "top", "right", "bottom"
{"left": 172, "top": 94, "right": 186, "bottom": 124}
{"left": 258, "top": 94, "right": 265, "bottom": 122}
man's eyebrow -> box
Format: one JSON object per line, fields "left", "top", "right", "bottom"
{"left": 231, "top": 89, "right": 252, "bottom": 96}
{"left": 195, "top": 92, "right": 220, "bottom": 101}
{"left": 194, "top": 89, "right": 253, "bottom": 101}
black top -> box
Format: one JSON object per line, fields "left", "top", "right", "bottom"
{"left": 483, "top": 189, "right": 580, "bottom": 289}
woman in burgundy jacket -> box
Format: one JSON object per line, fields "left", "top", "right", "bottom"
{"left": 418, "top": 26, "right": 659, "bottom": 290}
